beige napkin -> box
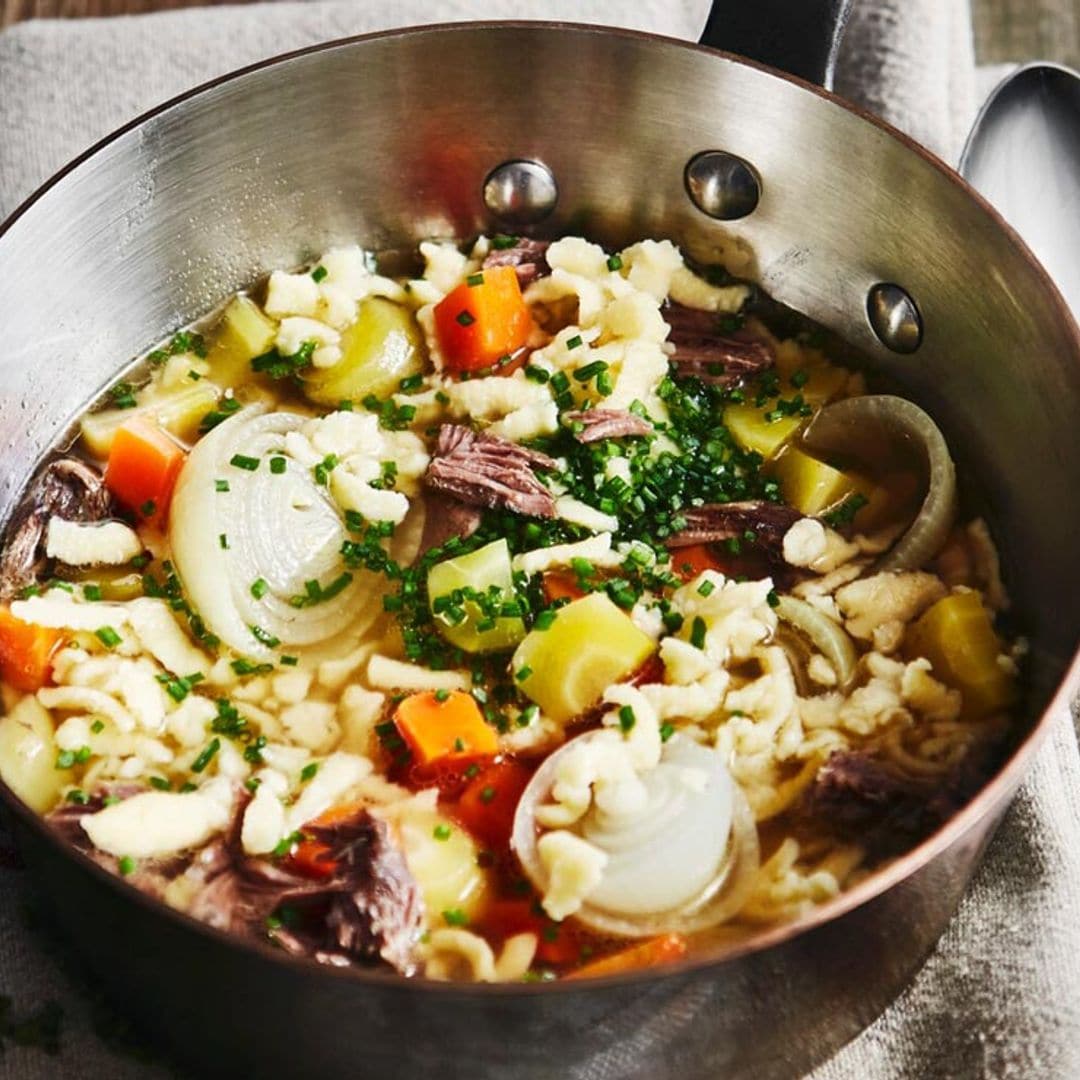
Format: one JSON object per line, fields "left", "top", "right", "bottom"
{"left": 4, "top": 2, "right": 1077, "bottom": 1078}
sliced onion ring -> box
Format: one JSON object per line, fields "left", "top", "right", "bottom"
{"left": 775, "top": 594, "right": 858, "bottom": 689}
{"left": 169, "top": 406, "right": 380, "bottom": 660}
{"left": 801, "top": 394, "right": 957, "bottom": 572}
{"left": 512, "top": 731, "right": 760, "bottom": 938}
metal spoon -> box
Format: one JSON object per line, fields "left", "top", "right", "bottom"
{"left": 960, "top": 62, "right": 1080, "bottom": 315}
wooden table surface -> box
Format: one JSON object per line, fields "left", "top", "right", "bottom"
{"left": 0, "top": 0, "right": 1078, "bottom": 68}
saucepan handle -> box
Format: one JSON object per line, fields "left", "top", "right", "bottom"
{"left": 698, "top": 0, "right": 853, "bottom": 89}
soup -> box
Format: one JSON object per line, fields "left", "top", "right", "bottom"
{"left": 0, "top": 235, "right": 1018, "bottom": 981}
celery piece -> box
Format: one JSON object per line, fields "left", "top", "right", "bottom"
{"left": 427, "top": 538, "right": 526, "bottom": 654}
{"left": 396, "top": 806, "right": 489, "bottom": 920}
{"left": 512, "top": 592, "right": 656, "bottom": 724}
{"left": 207, "top": 295, "right": 277, "bottom": 387}
{"left": 80, "top": 381, "right": 221, "bottom": 459}
{"left": 302, "top": 297, "right": 424, "bottom": 406}
{"left": 724, "top": 402, "right": 805, "bottom": 461}
{"left": 906, "top": 591, "right": 1015, "bottom": 719}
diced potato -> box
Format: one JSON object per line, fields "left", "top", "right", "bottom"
{"left": 427, "top": 539, "right": 526, "bottom": 654}
{"left": 724, "top": 402, "right": 804, "bottom": 460}
{"left": 0, "top": 695, "right": 69, "bottom": 813}
{"left": 906, "top": 591, "right": 1015, "bottom": 718}
{"left": 772, "top": 341, "right": 848, "bottom": 407}
{"left": 396, "top": 806, "right": 489, "bottom": 920}
{"left": 774, "top": 446, "right": 861, "bottom": 516}
{"left": 512, "top": 592, "right": 656, "bottom": 724}
{"left": 80, "top": 381, "right": 220, "bottom": 459}
{"left": 302, "top": 298, "right": 424, "bottom": 406}
{"left": 206, "top": 295, "right": 277, "bottom": 387}
{"left": 795, "top": 363, "right": 849, "bottom": 408}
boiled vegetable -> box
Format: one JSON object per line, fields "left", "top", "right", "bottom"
{"left": 394, "top": 690, "right": 498, "bottom": 766}
{"left": 104, "top": 416, "right": 187, "bottom": 527}
{"left": 207, "top": 295, "right": 277, "bottom": 387}
{"left": 724, "top": 402, "right": 805, "bottom": 460}
{"left": 512, "top": 593, "right": 656, "bottom": 724}
{"left": 427, "top": 539, "right": 526, "bottom": 653}
{"left": 433, "top": 266, "right": 533, "bottom": 374}
{"left": 168, "top": 407, "right": 373, "bottom": 659}
{"left": 512, "top": 732, "right": 760, "bottom": 937}
{"left": 540, "top": 570, "right": 586, "bottom": 604}
{"left": 669, "top": 543, "right": 725, "bottom": 582}
{"left": 907, "top": 591, "right": 1015, "bottom": 717}
{"left": 302, "top": 298, "right": 423, "bottom": 405}
{"left": 802, "top": 395, "right": 956, "bottom": 572}
{"left": 0, "top": 606, "right": 61, "bottom": 692}
{"left": 775, "top": 594, "right": 858, "bottom": 688}
{"left": 451, "top": 759, "right": 531, "bottom": 849}
{"left": 81, "top": 381, "right": 220, "bottom": 459}
{"left": 481, "top": 899, "right": 582, "bottom": 965}
{"left": 0, "top": 695, "right": 70, "bottom": 812}
{"left": 396, "top": 804, "right": 489, "bottom": 920}
{"left": 567, "top": 933, "right": 688, "bottom": 979}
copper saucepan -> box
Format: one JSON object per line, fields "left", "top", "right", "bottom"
{"left": 0, "top": 3, "right": 1078, "bottom": 1077}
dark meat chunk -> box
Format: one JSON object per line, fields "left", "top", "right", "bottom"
{"left": 666, "top": 501, "right": 803, "bottom": 552}
{"left": 426, "top": 424, "right": 557, "bottom": 519}
{"left": 482, "top": 238, "right": 551, "bottom": 288}
{"left": 415, "top": 491, "right": 483, "bottom": 559}
{"left": 802, "top": 748, "right": 990, "bottom": 858}
{"left": 190, "top": 808, "right": 424, "bottom": 975}
{"left": 562, "top": 409, "right": 653, "bottom": 443}
{"left": 0, "top": 457, "right": 115, "bottom": 599}
{"left": 664, "top": 302, "right": 774, "bottom": 386}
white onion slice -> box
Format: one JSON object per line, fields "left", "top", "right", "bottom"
{"left": 801, "top": 394, "right": 957, "bottom": 572}
{"left": 169, "top": 406, "right": 379, "bottom": 659}
{"left": 775, "top": 594, "right": 858, "bottom": 689}
{"left": 512, "top": 732, "right": 760, "bottom": 937}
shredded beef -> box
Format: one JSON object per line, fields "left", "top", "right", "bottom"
{"left": 562, "top": 409, "right": 653, "bottom": 443}
{"left": 664, "top": 302, "right": 774, "bottom": 386}
{"left": 425, "top": 424, "right": 557, "bottom": 518}
{"left": 482, "top": 238, "right": 551, "bottom": 288}
{"left": 803, "top": 748, "right": 988, "bottom": 857}
{"left": 666, "top": 501, "right": 803, "bottom": 552}
{"left": 0, "top": 457, "right": 115, "bottom": 599}
{"left": 416, "top": 491, "right": 483, "bottom": 558}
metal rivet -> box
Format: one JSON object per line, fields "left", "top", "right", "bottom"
{"left": 684, "top": 151, "right": 761, "bottom": 220}
{"left": 866, "top": 283, "right": 923, "bottom": 354}
{"left": 482, "top": 160, "right": 558, "bottom": 227}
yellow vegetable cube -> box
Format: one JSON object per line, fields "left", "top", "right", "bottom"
{"left": 206, "top": 295, "right": 277, "bottom": 387}
{"left": 512, "top": 592, "right": 656, "bottom": 724}
{"left": 724, "top": 402, "right": 805, "bottom": 461}
{"left": 906, "top": 591, "right": 1015, "bottom": 718}
{"left": 773, "top": 446, "right": 863, "bottom": 516}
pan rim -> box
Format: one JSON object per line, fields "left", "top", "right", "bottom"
{"left": 1, "top": 18, "right": 1079, "bottom": 999}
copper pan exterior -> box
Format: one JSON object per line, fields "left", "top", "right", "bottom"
{"left": 0, "top": 22, "right": 1078, "bottom": 1079}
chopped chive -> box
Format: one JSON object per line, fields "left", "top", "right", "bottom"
{"left": 191, "top": 738, "right": 221, "bottom": 774}
{"left": 455, "top": 309, "right": 476, "bottom": 327}
{"left": 434, "top": 688, "right": 450, "bottom": 703}
{"left": 565, "top": 334, "right": 583, "bottom": 350}
{"left": 479, "top": 785, "right": 496, "bottom": 805}
{"left": 311, "top": 265, "right": 328, "bottom": 283}
{"left": 515, "top": 665, "right": 533, "bottom": 683}
{"left": 230, "top": 454, "right": 259, "bottom": 472}
{"left": 573, "top": 360, "right": 608, "bottom": 383}
{"left": 442, "top": 908, "right": 469, "bottom": 927}
{"left": 250, "top": 578, "right": 269, "bottom": 600}
{"left": 219, "top": 533, "right": 229, "bottom": 550}
{"left": 491, "top": 234, "right": 518, "bottom": 250}
{"left": 95, "top": 626, "right": 121, "bottom": 649}
{"left": 433, "top": 823, "right": 452, "bottom": 841}
{"left": 533, "top": 610, "right": 557, "bottom": 631}
{"left": 279, "top": 655, "right": 299, "bottom": 667}
{"left": 690, "top": 616, "right": 707, "bottom": 650}
{"left": 660, "top": 722, "right": 675, "bottom": 743}
{"left": 90, "top": 719, "right": 105, "bottom": 734}
{"left": 149, "top": 776, "right": 170, "bottom": 791}
{"left": 249, "top": 625, "right": 281, "bottom": 648}
{"left": 697, "top": 579, "right": 715, "bottom": 597}
{"left": 466, "top": 272, "right": 485, "bottom": 287}
{"left": 618, "top": 705, "right": 636, "bottom": 733}
{"left": 215, "top": 479, "right": 230, "bottom": 493}
{"left": 606, "top": 253, "right": 623, "bottom": 272}
{"left": 118, "top": 856, "right": 137, "bottom": 876}
{"left": 66, "top": 788, "right": 89, "bottom": 805}
{"left": 270, "top": 456, "right": 287, "bottom": 475}
{"left": 767, "top": 589, "right": 780, "bottom": 609}
{"left": 140, "top": 499, "right": 156, "bottom": 518}
{"left": 300, "top": 762, "right": 319, "bottom": 783}
{"left": 82, "top": 583, "right": 102, "bottom": 602}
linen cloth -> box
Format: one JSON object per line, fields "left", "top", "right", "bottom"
{"left": 1, "top": 2, "right": 1078, "bottom": 1078}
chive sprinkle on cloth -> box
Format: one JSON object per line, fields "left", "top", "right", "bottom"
{"left": 2, "top": 2, "right": 1080, "bottom": 1079}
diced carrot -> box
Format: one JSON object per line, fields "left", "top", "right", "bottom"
{"left": 394, "top": 690, "right": 498, "bottom": 767}
{"left": 104, "top": 416, "right": 187, "bottom": 527}
{"left": 481, "top": 898, "right": 581, "bottom": 965}
{"left": 0, "top": 606, "right": 62, "bottom": 692}
{"left": 567, "top": 933, "right": 689, "bottom": 979}
{"left": 433, "top": 266, "right": 534, "bottom": 374}
{"left": 670, "top": 543, "right": 724, "bottom": 582}
{"left": 287, "top": 838, "right": 338, "bottom": 879}
{"left": 451, "top": 759, "right": 531, "bottom": 850}
{"left": 307, "top": 799, "right": 367, "bottom": 829}
{"left": 541, "top": 570, "right": 586, "bottom": 605}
